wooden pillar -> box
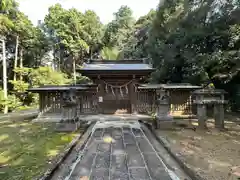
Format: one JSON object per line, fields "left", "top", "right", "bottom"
{"left": 41, "top": 92, "right": 47, "bottom": 113}
{"left": 60, "top": 91, "right": 64, "bottom": 114}
{"left": 130, "top": 76, "right": 137, "bottom": 114}
{"left": 47, "top": 92, "right": 50, "bottom": 107}
{"left": 39, "top": 92, "right": 43, "bottom": 112}
{"left": 79, "top": 91, "right": 83, "bottom": 114}
{"left": 97, "top": 77, "right": 105, "bottom": 114}
{"left": 52, "top": 92, "right": 55, "bottom": 112}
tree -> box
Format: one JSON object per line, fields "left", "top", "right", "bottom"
{"left": 0, "top": 38, "right": 8, "bottom": 113}
{"left": 145, "top": 0, "right": 240, "bottom": 110}
{"left": 12, "top": 12, "right": 35, "bottom": 81}
{"left": 102, "top": 6, "right": 135, "bottom": 51}
{"left": 122, "top": 9, "right": 156, "bottom": 59}
{"left": 0, "top": 0, "right": 17, "bottom": 113}
{"left": 82, "top": 10, "right": 103, "bottom": 58}
{"left": 0, "top": 0, "right": 52, "bottom": 112}
{"left": 44, "top": 4, "right": 103, "bottom": 77}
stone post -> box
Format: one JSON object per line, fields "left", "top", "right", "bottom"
{"left": 214, "top": 104, "right": 224, "bottom": 129}
{"left": 156, "top": 90, "right": 173, "bottom": 129}
{"left": 197, "top": 104, "right": 207, "bottom": 129}
{"left": 195, "top": 93, "right": 207, "bottom": 129}
{"left": 61, "top": 88, "right": 78, "bottom": 122}
{"left": 57, "top": 88, "right": 79, "bottom": 132}
{"left": 193, "top": 88, "right": 227, "bottom": 130}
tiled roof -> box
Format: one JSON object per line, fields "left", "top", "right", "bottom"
{"left": 81, "top": 63, "right": 153, "bottom": 71}
{"left": 28, "top": 84, "right": 97, "bottom": 92}
{"left": 138, "top": 84, "right": 202, "bottom": 89}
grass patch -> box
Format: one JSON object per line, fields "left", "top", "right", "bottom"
{"left": 0, "top": 118, "right": 78, "bottom": 180}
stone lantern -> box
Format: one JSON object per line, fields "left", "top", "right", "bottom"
{"left": 192, "top": 89, "right": 227, "bottom": 129}
{"left": 155, "top": 89, "right": 173, "bottom": 128}
{"left": 56, "top": 88, "right": 80, "bottom": 132}
{"left": 61, "top": 88, "right": 78, "bottom": 123}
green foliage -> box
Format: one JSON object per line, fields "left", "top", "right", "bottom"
{"left": 13, "top": 67, "right": 31, "bottom": 77}
{"left": 44, "top": 4, "right": 103, "bottom": 68}
{"left": 3, "top": 67, "right": 72, "bottom": 112}
{"left": 122, "top": 9, "right": 156, "bottom": 59}
{"left": 0, "top": 14, "right": 13, "bottom": 33}
{"left": 102, "top": 6, "right": 135, "bottom": 52}
{"left": 144, "top": 0, "right": 240, "bottom": 86}
{"left": 0, "top": 0, "right": 17, "bottom": 33}
{"left": 0, "top": 89, "right": 21, "bottom": 112}
{"left": 71, "top": 73, "right": 91, "bottom": 84}
{"left": 100, "top": 47, "right": 120, "bottom": 60}
{"left": 118, "top": 0, "right": 240, "bottom": 111}
{"left": 10, "top": 80, "right": 29, "bottom": 92}
{"left": 29, "top": 67, "right": 72, "bottom": 87}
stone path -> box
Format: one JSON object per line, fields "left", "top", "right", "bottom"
{"left": 64, "top": 121, "right": 177, "bottom": 180}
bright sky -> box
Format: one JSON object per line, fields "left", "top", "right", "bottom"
{"left": 18, "top": 0, "right": 159, "bottom": 25}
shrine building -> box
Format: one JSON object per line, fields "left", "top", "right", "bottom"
{"left": 28, "top": 59, "right": 201, "bottom": 120}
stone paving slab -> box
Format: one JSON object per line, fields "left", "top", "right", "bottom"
{"left": 91, "top": 169, "right": 109, "bottom": 180}
{"left": 129, "top": 168, "right": 151, "bottom": 180}
{"left": 111, "top": 170, "right": 129, "bottom": 180}
{"left": 64, "top": 121, "right": 173, "bottom": 180}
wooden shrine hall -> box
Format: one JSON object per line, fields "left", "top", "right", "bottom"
{"left": 28, "top": 60, "right": 201, "bottom": 121}
{"left": 78, "top": 60, "right": 155, "bottom": 114}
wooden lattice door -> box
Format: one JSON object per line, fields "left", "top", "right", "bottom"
{"left": 101, "top": 80, "right": 131, "bottom": 114}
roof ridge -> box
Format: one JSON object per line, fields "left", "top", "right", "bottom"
{"left": 87, "top": 59, "right": 145, "bottom": 64}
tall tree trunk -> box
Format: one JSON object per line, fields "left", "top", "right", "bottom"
{"left": 1, "top": 38, "right": 8, "bottom": 114}
{"left": 59, "top": 46, "right": 64, "bottom": 71}
{"left": 13, "top": 35, "right": 19, "bottom": 81}
{"left": 19, "top": 48, "right": 23, "bottom": 81}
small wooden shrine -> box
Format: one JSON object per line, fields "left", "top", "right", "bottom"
{"left": 138, "top": 84, "right": 202, "bottom": 116}
{"left": 78, "top": 60, "right": 155, "bottom": 114}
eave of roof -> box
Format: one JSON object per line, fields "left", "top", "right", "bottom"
{"left": 86, "top": 59, "right": 147, "bottom": 64}
{"left": 27, "top": 84, "right": 97, "bottom": 92}
{"left": 77, "top": 60, "right": 155, "bottom": 73}
{"left": 192, "top": 89, "right": 227, "bottom": 94}
{"left": 78, "top": 69, "right": 155, "bottom": 74}
{"left": 78, "top": 64, "right": 154, "bottom": 71}
{"left": 138, "top": 84, "right": 202, "bottom": 89}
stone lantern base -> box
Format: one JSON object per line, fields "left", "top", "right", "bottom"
{"left": 156, "top": 115, "right": 174, "bottom": 129}
{"left": 156, "top": 104, "right": 173, "bottom": 129}
{"left": 155, "top": 88, "right": 174, "bottom": 129}
{"left": 55, "top": 121, "right": 80, "bottom": 132}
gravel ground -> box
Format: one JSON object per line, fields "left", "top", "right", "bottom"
{"left": 156, "top": 119, "right": 240, "bottom": 180}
